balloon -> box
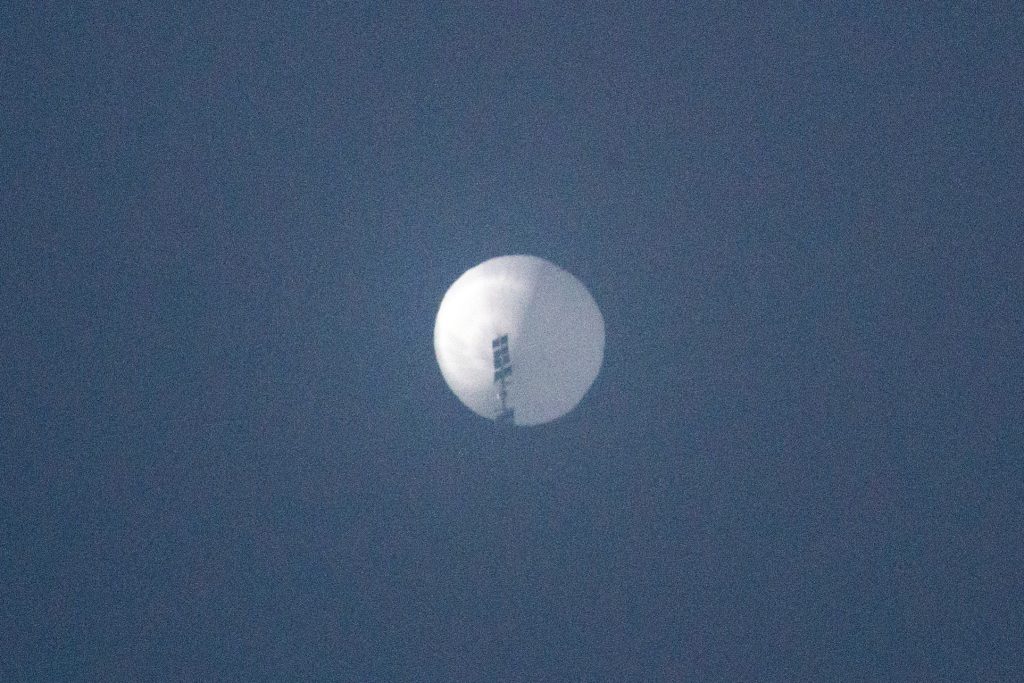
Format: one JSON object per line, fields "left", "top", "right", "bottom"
{"left": 434, "top": 255, "right": 605, "bottom": 426}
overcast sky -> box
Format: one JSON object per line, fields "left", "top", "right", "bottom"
{"left": 3, "top": 3, "right": 1022, "bottom": 680}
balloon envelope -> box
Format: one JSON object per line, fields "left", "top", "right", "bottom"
{"left": 434, "top": 255, "right": 604, "bottom": 426}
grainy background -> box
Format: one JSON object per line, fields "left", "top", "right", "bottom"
{"left": 3, "top": 3, "right": 1022, "bottom": 679}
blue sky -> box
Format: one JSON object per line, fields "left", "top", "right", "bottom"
{"left": 3, "top": 3, "right": 1022, "bottom": 679}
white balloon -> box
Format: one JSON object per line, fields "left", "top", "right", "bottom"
{"left": 434, "top": 255, "right": 604, "bottom": 426}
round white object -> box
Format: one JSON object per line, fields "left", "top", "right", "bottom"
{"left": 434, "top": 255, "right": 604, "bottom": 426}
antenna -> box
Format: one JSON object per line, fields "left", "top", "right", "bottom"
{"left": 492, "top": 334, "right": 514, "bottom": 425}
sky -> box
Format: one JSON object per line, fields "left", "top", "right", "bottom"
{"left": 3, "top": 3, "right": 1022, "bottom": 680}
